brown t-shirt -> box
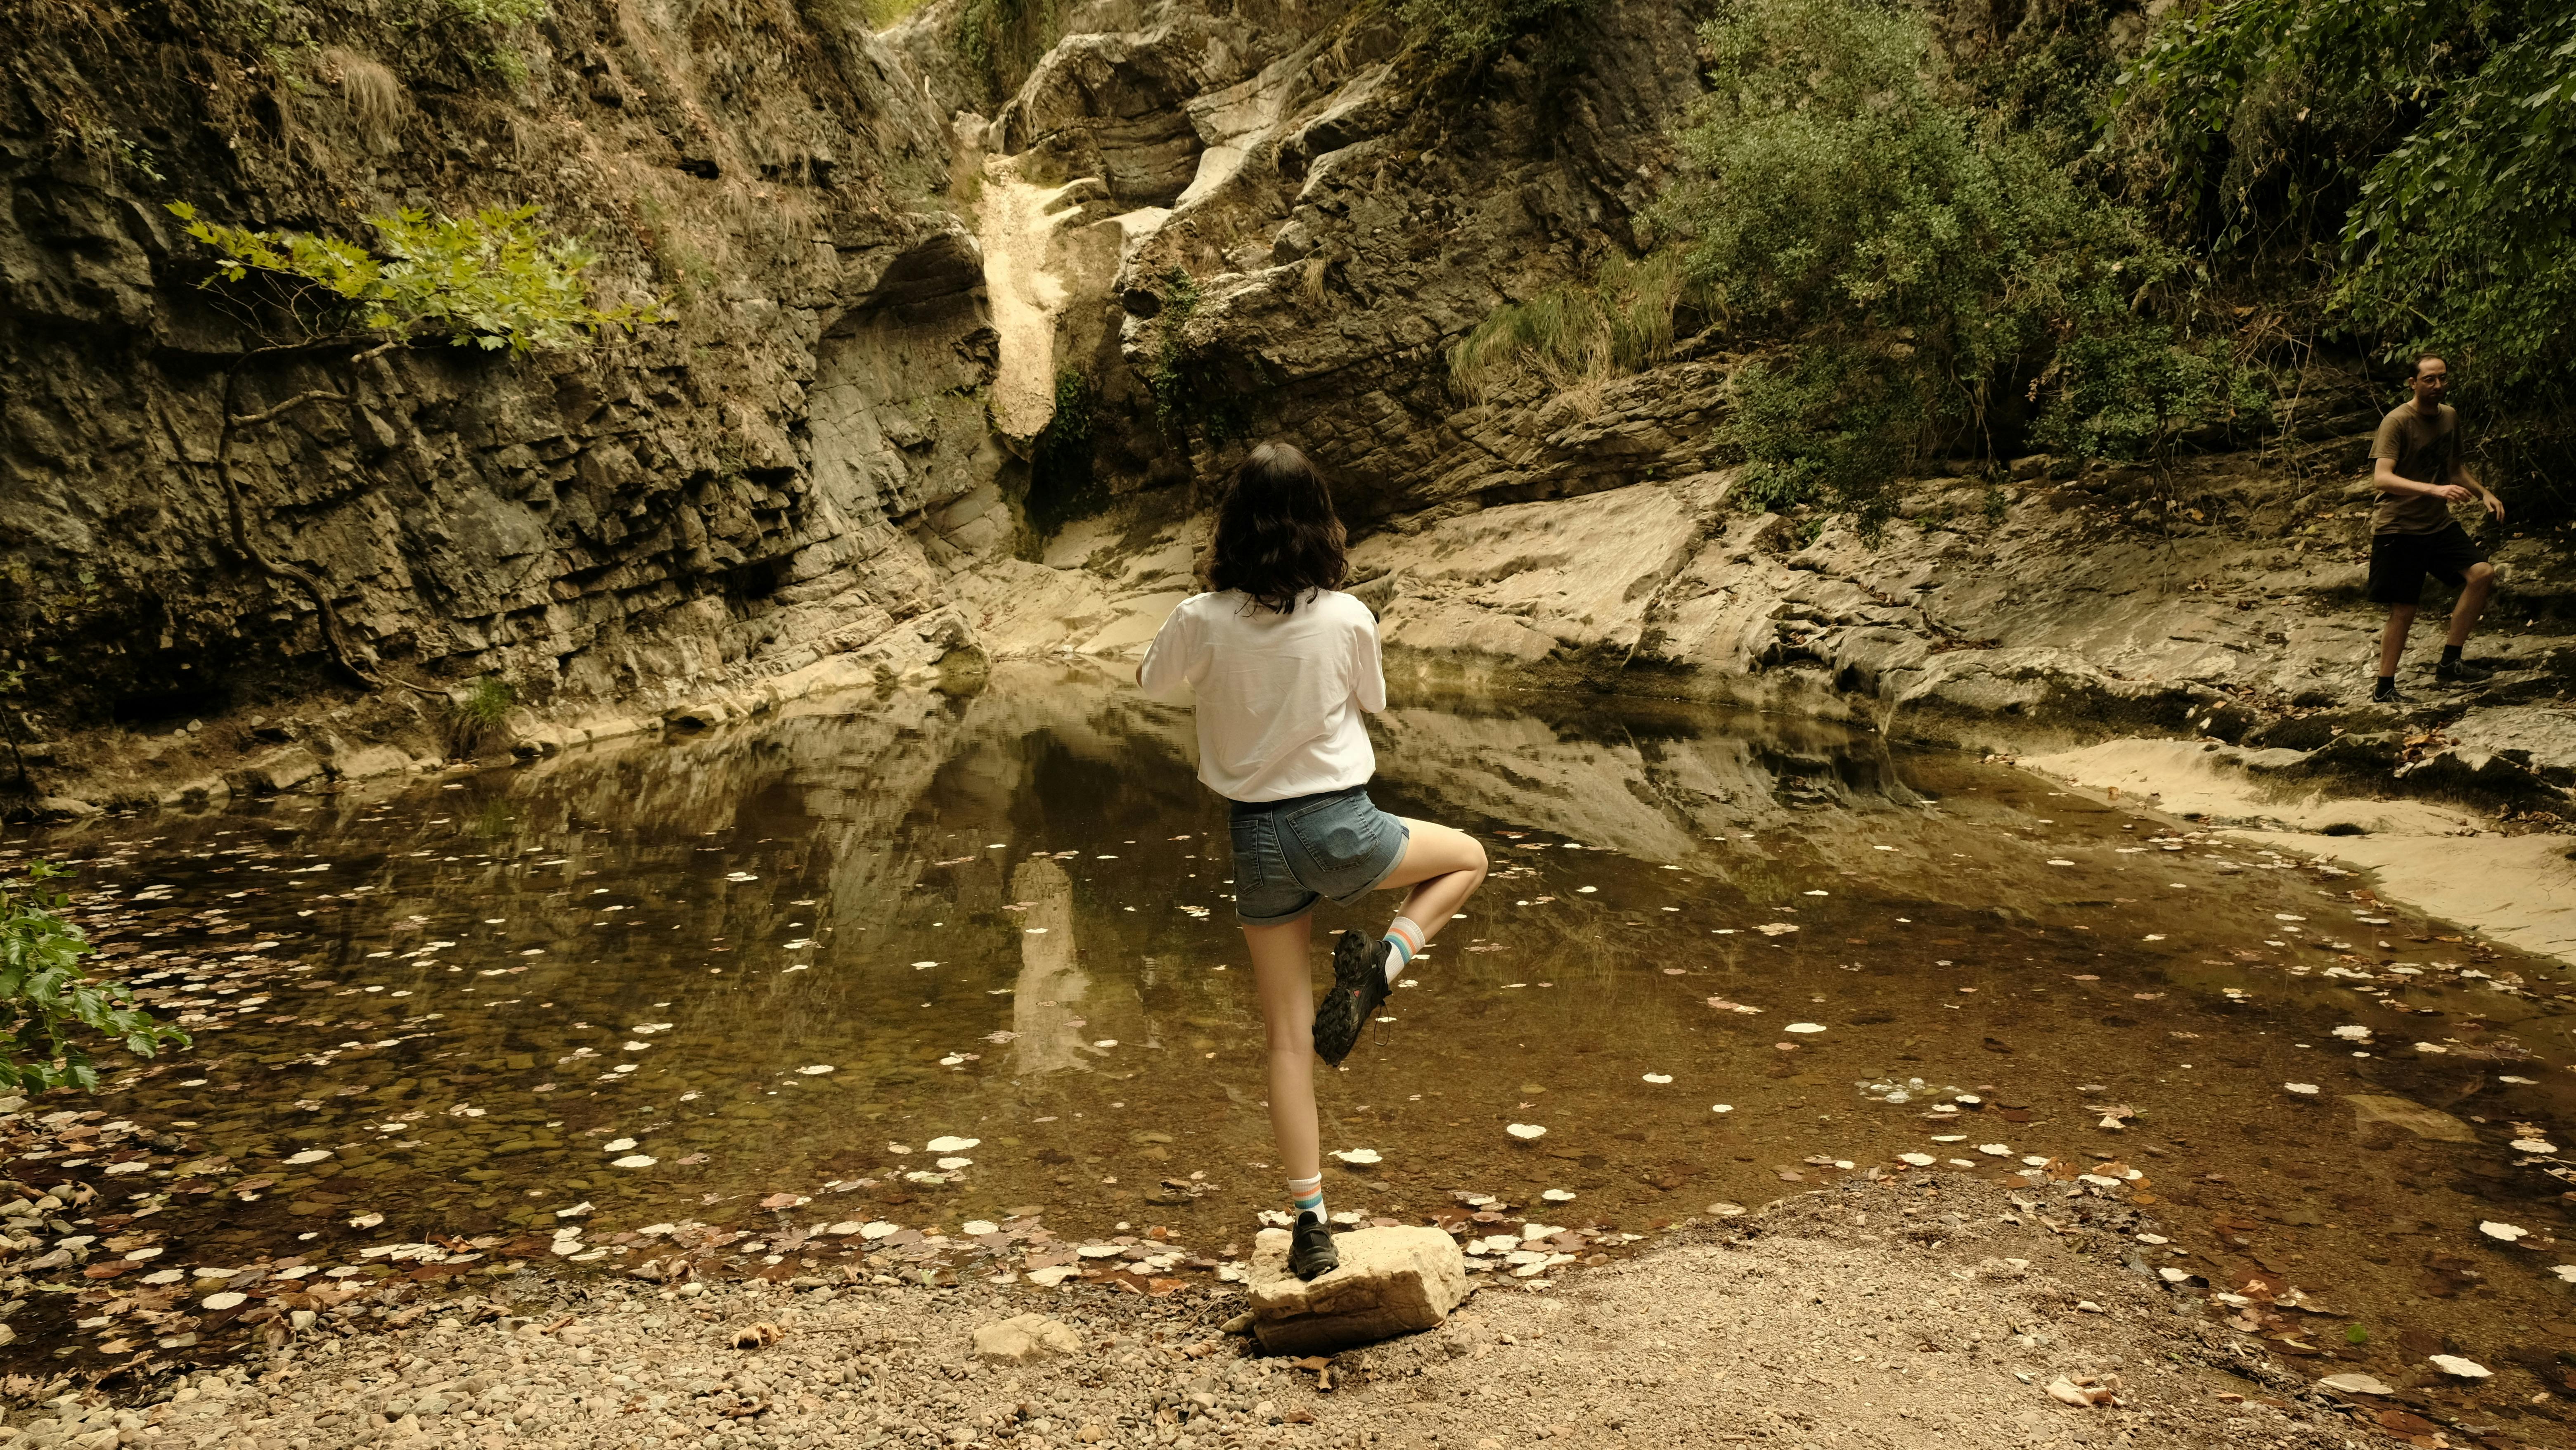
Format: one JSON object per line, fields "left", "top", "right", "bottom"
{"left": 2370, "top": 401, "right": 2461, "bottom": 535}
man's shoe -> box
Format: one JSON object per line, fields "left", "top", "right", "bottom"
{"left": 1289, "top": 1212, "right": 1340, "bottom": 1281}
{"left": 1312, "top": 930, "right": 1390, "bottom": 1066}
{"left": 2435, "top": 656, "right": 2495, "bottom": 685}
{"left": 2371, "top": 679, "right": 2410, "bottom": 705}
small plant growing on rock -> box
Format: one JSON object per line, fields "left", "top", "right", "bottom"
{"left": 441, "top": 677, "right": 516, "bottom": 759}
{"left": 165, "top": 201, "right": 660, "bottom": 699}
{"left": 1, "top": 862, "right": 190, "bottom": 1094}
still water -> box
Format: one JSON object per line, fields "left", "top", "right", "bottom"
{"left": 6, "top": 665, "right": 2571, "bottom": 1419}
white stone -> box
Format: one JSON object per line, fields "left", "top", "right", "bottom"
{"left": 1245, "top": 1226, "right": 1467, "bottom": 1355}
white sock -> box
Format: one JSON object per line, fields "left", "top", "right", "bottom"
{"left": 1288, "top": 1173, "right": 1325, "bottom": 1225}
{"left": 1382, "top": 915, "right": 1424, "bottom": 985}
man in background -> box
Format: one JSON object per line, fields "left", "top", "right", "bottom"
{"left": 2365, "top": 354, "right": 2504, "bottom": 704}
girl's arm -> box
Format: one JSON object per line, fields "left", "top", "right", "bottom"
{"left": 1137, "top": 597, "right": 1200, "bottom": 695}
{"left": 1353, "top": 610, "right": 1388, "bottom": 715}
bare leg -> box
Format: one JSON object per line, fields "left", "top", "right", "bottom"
{"left": 2446, "top": 562, "right": 2496, "bottom": 648}
{"left": 2378, "top": 604, "right": 2417, "bottom": 677}
{"left": 1244, "top": 916, "right": 1320, "bottom": 1185}
{"left": 1376, "top": 818, "right": 1489, "bottom": 945}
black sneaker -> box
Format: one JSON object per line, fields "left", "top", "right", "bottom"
{"left": 2370, "top": 679, "right": 2410, "bottom": 705}
{"left": 1289, "top": 1212, "right": 1340, "bottom": 1281}
{"left": 2435, "top": 656, "right": 2495, "bottom": 685}
{"left": 1312, "top": 931, "right": 1390, "bottom": 1066}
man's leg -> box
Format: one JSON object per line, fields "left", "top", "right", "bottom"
{"left": 1244, "top": 917, "right": 1321, "bottom": 1201}
{"left": 2377, "top": 604, "right": 2417, "bottom": 679}
{"left": 2446, "top": 562, "right": 2496, "bottom": 648}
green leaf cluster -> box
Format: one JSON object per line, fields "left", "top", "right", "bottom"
{"left": 443, "top": 0, "right": 547, "bottom": 23}
{"left": 1143, "top": 268, "right": 1252, "bottom": 443}
{"left": 2120, "top": 0, "right": 2576, "bottom": 404}
{"left": 1642, "top": 0, "right": 2247, "bottom": 516}
{"left": 166, "top": 201, "right": 658, "bottom": 353}
{"left": 1396, "top": 0, "right": 1593, "bottom": 60}
{"left": 2, "top": 863, "right": 190, "bottom": 1095}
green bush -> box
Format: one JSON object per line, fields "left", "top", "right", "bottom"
{"left": 2119, "top": 0, "right": 2576, "bottom": 405}
{"left": 444, "top": 0, "right": 546, "bottom": 24}
{"left": 2, "top": 863, "right": 190, "bottom": 1094}
{"left": 1722, "top": 350, "right": 1917, "bottom": 524}
{"left": 1648, "top": 0, "right": 2244, "bottom": 515}
{"left": 1397, "top": 0, "right": 1592, "bottom": 59}
{"left": 168, "top": 201, "right": 657, "bottom": 352}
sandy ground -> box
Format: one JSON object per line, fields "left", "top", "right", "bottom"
{"left": 5, "top": 1178, "right": 2478, "bottom": 1450}
{"left": 2022, "top": 738, "right": 2576, "bottom": 966}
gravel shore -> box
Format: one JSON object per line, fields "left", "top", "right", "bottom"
{"left": 0, "top": 1176, "right": 2517, "bottom": 1450}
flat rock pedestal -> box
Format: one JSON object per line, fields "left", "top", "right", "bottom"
{"left": 1244, "top": 1226, "right": 1468, "bottom": 1355}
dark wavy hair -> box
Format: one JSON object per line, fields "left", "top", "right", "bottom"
{"left": 1209, "top": 442, "right": 1347, "bottom": 614}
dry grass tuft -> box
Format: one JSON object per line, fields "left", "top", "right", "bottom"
{"left": 324, "top": 46, "right": 404, "bottom": 149}
{"left": 1301, "top": 254, "right": 1331, "bottom": 306}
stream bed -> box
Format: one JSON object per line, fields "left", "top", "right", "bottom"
{"left": 4, "top": 665, "right": 2571, "bottom": 1426}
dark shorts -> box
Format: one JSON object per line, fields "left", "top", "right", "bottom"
{"left": 1227, "top": 784, "right": 1412, "bottom": 927}
{"left": 2367, "top": 523, "right": 2486, "bottom": 606}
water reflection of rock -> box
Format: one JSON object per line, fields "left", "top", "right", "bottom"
{"left": 1009, "top": 856, "right": 1091, "bottom": 1076}
{"left": 1371, "top": 701, "right": 1929, "bottom": 874}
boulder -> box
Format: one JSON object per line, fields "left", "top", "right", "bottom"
{"left": 1245, "top": 1225, "right": 1466, "bottom": 1355}
{"left": 331, "top": 744, "right": 413, "bottom": 780}
{"left": 31, "top": 795, "right": 101, "bottom": 820}
{"left": 228, "top": 746, "right": 322, "bottom": 794}
{"left": 971, "top": 1313, "right": 1082, "bottom": 1362}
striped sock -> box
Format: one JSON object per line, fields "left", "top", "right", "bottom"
{"left": 1381, "top": 916, "right": 1424, "bottom": 984}
{"left": 1288, "top": 1173, "right": 1326, "bottom": 1225}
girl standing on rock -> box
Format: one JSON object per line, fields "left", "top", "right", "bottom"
{"left": 1137, "top": 441, "right": 1490, "bottom": 1281}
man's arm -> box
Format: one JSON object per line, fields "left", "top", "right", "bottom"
{"left": 2451, "top": 459, "right": 2506, "bottom": 521}
{"left": 2374, "top": 455, "right": 2472, "bottom": 504}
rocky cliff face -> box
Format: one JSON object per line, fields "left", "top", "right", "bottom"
{"left": 5, "top": 0, "right": 2571, "bottom": 825}
{"left": 0, "top": 0, "right": 1001, "bottom": 745}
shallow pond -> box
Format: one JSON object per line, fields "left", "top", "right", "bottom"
{"left": 5, "top": 666, "right": 2571, "bottom": 1426}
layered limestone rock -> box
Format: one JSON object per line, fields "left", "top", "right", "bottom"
{"left": 0, "top": 0, "right": 997, "bottom": 742}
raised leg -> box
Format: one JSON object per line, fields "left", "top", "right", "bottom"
{"left": 1377, "top": 818, "right": 1490, "bottom": 945}
{"left": 1244, "top": 916, "right": 1320, "bottom": 1185}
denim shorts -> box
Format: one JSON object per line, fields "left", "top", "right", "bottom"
{"left": 1228, "top": 784, "right": 1412, "bottom": 927}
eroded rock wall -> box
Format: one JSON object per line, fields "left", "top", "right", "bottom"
{"left": 0, "top": 0, "right": 1000, "bottom": 745}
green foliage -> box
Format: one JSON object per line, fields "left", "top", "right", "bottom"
{"left": 1028, "top": 368, "right": 1103, "bottom": 530}
{"left": 2119, "top": 0, "right": 2576, "bottom": 404}
{"left": 1397, "top": 0, "right": 1592, "bottom": 59}
{"left": 2, "top": 862, "right": 190, "bottom": 1094}
{"left": 2035, "top": 318, "right": 2269, "bottom": 463}
{"left": 1645, "top": 0, "right": 2245, "bottom": 517}
{"left": 1143, "top": 268, "right": 1252, "bottom": 442}
{"left": 1722, "top": 350, "right": 1915, "bottom": 524}
{"left": 1448, "top": 251, "right": 1701, "bottom": 403}
{"left": 954, "top": 0, "right": 1056, "bottom": 103}
{"left": 444, "top": 0, "right": 545, "bottom": 23}
{"left": 442, "top": 677, "right": 515, "bottom": 758}
{"left": 167, "top": 201, "right": 657, "bottom": 353}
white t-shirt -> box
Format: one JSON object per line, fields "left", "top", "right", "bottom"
{"left": 1137, "top": 589, "right": 1386, "bottom": 803}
